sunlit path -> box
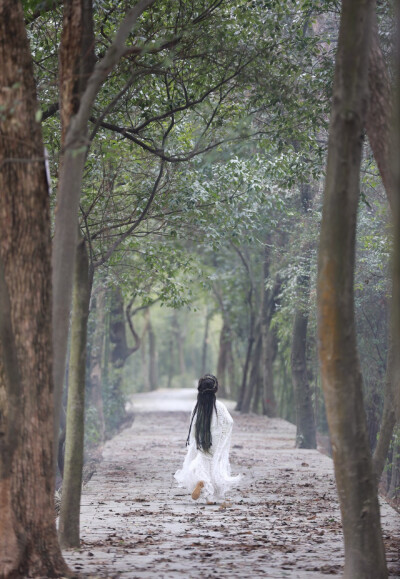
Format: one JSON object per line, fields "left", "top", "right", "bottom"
{"left": 64, "top": 389, "right": 400, "bottom": 578}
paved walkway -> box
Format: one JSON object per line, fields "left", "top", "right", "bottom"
{"left": 64, "top": 389, "right": 400, "bottom": 578}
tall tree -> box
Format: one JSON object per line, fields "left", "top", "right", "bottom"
{"left": 57, "top": 0, "right": 96, "bottom": 548}
{"left": 52, "top": 0, "right": 155, "bottom": 459}
{"left": 317, "top": 0, "right": 387, "bottom": 576}
{"left": 0, "top": 0, "right": 68, "bottom": 575}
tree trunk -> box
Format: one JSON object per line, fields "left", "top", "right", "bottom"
{"left": 141, "top": 312, "right": 150, "bottom": 391}
{"left": 217, "top": 319, "right": 232, "bottom": 398}
{"left": 148, "top": 311, "right": 158, "bottom": 390}
{"left": 252, "top": 375, "right": 262, "bottom": 413}
{"left": 366, "top": 10, "right": 393, "bottom": 209}
{"left": 201, "top": 309, "right": 210, "bottom": 375}
{"left": 317, "top": 0, "right": 387, "bottom": 576}
{"left": 173, "top": 312, "right": 187, "bottom": 375}
{"left": 260, "top": 237, "right": 280, "bottom": 418}
{"left": 52, "top": 0, "right": 156, "bottom": 461}
{"left": 235, "top": 333, "right": 255, "bottom": 411}
{"left": 241, "top": 327, "right": 262, "bottom": 414}
{"left": 90, "top": 289, "right": 106, "bottom": 443}
{"left": 373, "top": 344, "right": 398, "bottom": 481}
{"left": 262, "top": 329, "right": 278, "bottom": 417}
{"left": 388, "top": 436, "right": 400, "bottom": 500}
{"left": 58, "top": 238, "right": 91, "bottom": 548}
{"left": 167, "top": 334, "right": 175, "bottom": 388}
{"left": 0, "top": 1, "right": 69, "bottom": 575}
{"left": 392, "top": 0, "right": 400, "bottom": 472}
{"left": 291, "top": 277, "right": 316, "bottom": 449}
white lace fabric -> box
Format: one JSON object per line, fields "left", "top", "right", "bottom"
{"left": 174, "top": 399, "right": 241, "bottom": 501}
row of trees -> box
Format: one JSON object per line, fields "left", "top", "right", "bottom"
{"left": 0, "top": 0, "right": 398, "bottom": 577}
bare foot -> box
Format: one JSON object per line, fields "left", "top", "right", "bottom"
{"left": 191, "top": 481, "right": 204, "bottom": 500}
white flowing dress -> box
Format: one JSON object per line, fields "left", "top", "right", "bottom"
{"left": 174, "top": 399, "right": 241, "bottom": 501}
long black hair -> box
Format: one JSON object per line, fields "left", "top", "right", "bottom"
{"left": 186, "top": 374, "right": 218, "bottom": 453}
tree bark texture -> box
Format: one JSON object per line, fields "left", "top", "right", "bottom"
{"left": 52, "top": 0, "right": 156, "bottom": 458}
{"left": 0, "top": 1, "right": 68, "bottom": 575}
{"left": 317, "top": 0, "right": 387, "bottom": 576}
{"left": 392, "top": 0, "right": 400, "bottom": 470}
{"left": 58, "top": 239, "right": 90, "bottom": 548}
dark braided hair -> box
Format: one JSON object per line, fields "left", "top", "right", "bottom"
{"left": 186, "top": 374, "right": 218, "bottom": 453}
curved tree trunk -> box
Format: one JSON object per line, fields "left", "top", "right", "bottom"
{"left": 317, "top": 0, "right": 387, "bottom": 576}
{"left": 0, "top": 1, "right": 69, "bottom": 575}
{"left": 59, "top": 238, "right": 91, "bottom": 548}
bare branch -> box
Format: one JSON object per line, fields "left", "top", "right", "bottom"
{"left": 93, "top": 160, "right": 164, "bottom": 268}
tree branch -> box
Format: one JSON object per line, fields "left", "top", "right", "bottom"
{"left": 93, "top": 160, "right": 164, "bottom": 268}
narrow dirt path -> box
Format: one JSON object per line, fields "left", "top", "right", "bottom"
{"left": 64, "top": 389, "right": 400, "bottom": 578}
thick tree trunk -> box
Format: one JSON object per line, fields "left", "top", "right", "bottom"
{"left": 0, "top": 2, "right": 69, "bottom": 575}
{"left": 392, "top": 0, "right": 400, "bottom": 471}
{"left": 58, "top": 238, "right": 91, "bottom": 547}
{"left": 291, "top": 274, "right": 316, "bottom": 449}
{"left": 317, "top": 1, "right": 387, "bottom": 576}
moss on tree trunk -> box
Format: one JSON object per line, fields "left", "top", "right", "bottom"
{"left": 58, "top": 238, "right": 91, "bottom": 548}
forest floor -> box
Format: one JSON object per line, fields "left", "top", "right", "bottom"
{"left": 63, "top": 389, "right": 400, "bottom": 578}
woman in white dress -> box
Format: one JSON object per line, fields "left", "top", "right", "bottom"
{"left": 174, "top": 374, "right": 240, "bottom": 502}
